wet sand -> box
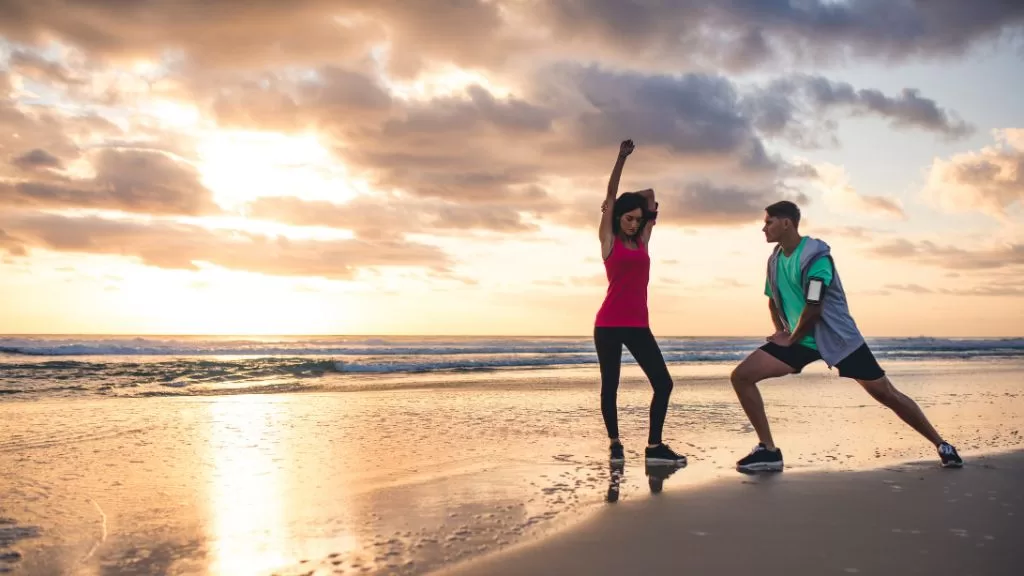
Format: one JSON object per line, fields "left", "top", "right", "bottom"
{"left": 439, "top": 450, "right": 1024, "bottom": 576}
{"left": 0, "top": 359, "right": 1022, "bottom": 575}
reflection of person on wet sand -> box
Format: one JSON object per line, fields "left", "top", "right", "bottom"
{"left": 606, "top": 462, "right": 624, "bottom": 503}
{"left": 644, "top": 462, "right": 680, "bottom": 494}
{"left": 605, "top": 461, "right": 682, "bottom": 502}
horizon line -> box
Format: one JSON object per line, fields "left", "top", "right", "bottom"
{"left": 2, "top": 333, "right": 1021, "bottom": 339}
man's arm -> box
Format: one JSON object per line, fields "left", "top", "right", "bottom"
{"left": 765, "top": 279, "right": 788, "bottom": 335}
{"left": 784, "top": 303, "right": 822, "bottom": 346}
{"left": 773, "top": 256, "right": 834, "bottom": 346}
{"left": 768, "top": 298, "right": 787, "bottom": 334}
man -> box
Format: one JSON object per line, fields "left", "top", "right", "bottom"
{"left": 730, "top": 201, "right": 963, "bottom": 472}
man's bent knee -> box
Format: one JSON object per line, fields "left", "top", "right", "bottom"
{"left": 731, "top": 356, "right": 763, "bottom": 387}
{"left": 731, "top": 365, "right": 753, "bottom": 389}
{"left": 732, "top": 350, "right": 794, "bottom": 389}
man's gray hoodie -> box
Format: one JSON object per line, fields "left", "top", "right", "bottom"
{"left": 766, "top": 237, "right": 866, "bottom": 366}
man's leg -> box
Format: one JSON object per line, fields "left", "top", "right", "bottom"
{"left": 856, "top": 375, "right": 943, "bottom": 445}
{"left": 839, "top": 344, "right": 962, "bottom": 467}
{"left": 730, "top": 347, "right": 799, "bottom": 450}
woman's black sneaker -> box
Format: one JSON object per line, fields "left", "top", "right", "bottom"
{"left": 610, "top": 443, "right": 625, "bottom": 464}
{"left": 938, "top": 442, "right": 963, "bottom": 468}
{"left": 644, "top": 443, "right": 687, "bottom": 466}
{"left": 736, "top": 443, "right": 784, "bottom": 472}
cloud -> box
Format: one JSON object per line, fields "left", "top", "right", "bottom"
{"left": 1, "top": 148, "right": 220, "bottom": 215}
{"left": 194, "top": 62, "right": 967, "bottom": 217}
{"left": 0, "top": 228, "right": 26, "bottom": 256}
{"left": 943, "top": 283, "right": 1024, "bottom": 297}
{"left": 297, "top": 66, "right": 804, "bottom": 209}
{"left": 245, "top": 194, "right": 538, "bottom": 236}
{"left": 7, "top": 49, "right": 86, "bottom": 86}
{"left": 556, "top": 179, "right": 807, "bottom": 230}
{"left": 0, "top": 1, "right": 382, "bottom": 70}
{"left": 745, "top": 75, "right": 973, "bottom": 146}
{"left": 924, "top": 128, "right": 1024, "bottom": 218}
{"left": 658, "top": 181, "right": 809, "bottom": 226}
{"left": 806, "top": 226, "right": 891, "bottom": 241}
{"left": 870, "top": 239, "right": 1024, "bottom": 270}
{"left": 0, "top": 0, "right": 1020, "bottom": 81}
{"left": 0, "top": 212, "right": 451, "bottom": 279}
{"left": 0, "top": 1, "right": 524, "bottom": 80}
{"left": 0, "top": 1, "right": 1004, "bottom": 265}
{"left": 0, "top": 76, "right": 131, "bottom": 178}
{"left": 342, "top": 84, "right": 559, "bottom": 202}
{"left": 802, "top": 77, "right": 972, "bottom": 137}
{"left": 553, "top": 68, "right": 772, "bottom": 168}
{"left": 10, "top": 148, "right": 63, "bottom": 170}
{"left": 213, "top": 65, "right": 808, "bottom": 217}
{"left": 884, "top": 283, "right": 933, "bottom": 294}
{"left": 811, "top": 162, "right": 905, "bottom": 218}
{"left": 714, "top": 277, "right": 748, "bottom": 289}
{"left": 211, "top": 66, "right": 395, "bottom": 132}
{"left": 533, "top": 0, "right": 1024, "bottom": 72}
{"left": 884, "top": 280, "right": 1024, "bottom": 297}
{"left": 0, "top": 94, "right": 82, "bottom": 165}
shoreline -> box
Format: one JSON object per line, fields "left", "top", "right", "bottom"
{"left": 436, "top": 449, "right": 1024, "bottom": 576}
{"left": 2, "top": 360, "right": 1021, "bottom": 575}
{"left": 4, "top": 356, "right": 1021, "bottom": 401}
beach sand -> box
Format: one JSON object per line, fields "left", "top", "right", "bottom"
{"left": 1, "top": 359, "right": 1022, "bottom": 575}
{"left": 438, "top": 449, "right": 1024, "bottom": 576}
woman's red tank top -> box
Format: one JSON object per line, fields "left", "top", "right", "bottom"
{"left": 595, "top": 236, "right": 650, "bottom": 327}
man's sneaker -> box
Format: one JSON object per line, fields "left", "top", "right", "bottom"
{"left": 610, "top": 443, "right": 625, "bottom": 464}
{"left": 736, "top": 443, "right": 784, "bottom": 472}
{"left": 938, "top": 442, "right": 963, "bottom": 468}
{"left": 645, "top": 443, "right": 687, "bottom": 466}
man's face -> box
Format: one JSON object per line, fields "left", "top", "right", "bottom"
{"left": 762, "top": 213, "right": 788, "bottom": 243}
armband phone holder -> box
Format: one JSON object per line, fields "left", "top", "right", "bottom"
{"left": 806, "top": 277, "right": 824, "bottom": 304}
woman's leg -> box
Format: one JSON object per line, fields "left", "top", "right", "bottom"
{"left": 623, "top": 328, "right": 674, "bottom": 446}
{"left": 594, "top": 327, "right": 625, "bottom": 441}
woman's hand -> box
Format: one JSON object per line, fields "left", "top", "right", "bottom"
{"left": 619, "top": 139, "right": 635, "bottom": 158}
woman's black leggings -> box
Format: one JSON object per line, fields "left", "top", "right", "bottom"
{"left": 594, "top": 326, "right": 674, "bottom": 445}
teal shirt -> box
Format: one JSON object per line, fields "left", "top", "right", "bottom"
{"left": 764, "top": 237, "right": 834, "bottom": 349}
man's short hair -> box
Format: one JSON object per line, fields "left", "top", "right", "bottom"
{"left": 765, "top": 201, "right": 801, "bottom": 227}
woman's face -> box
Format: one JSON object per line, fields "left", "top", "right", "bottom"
{"left": 619, "top": 208, "right": 643, "bottom": 237}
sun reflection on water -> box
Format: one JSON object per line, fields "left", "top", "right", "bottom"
{"left": 201, "top": 396, "right": 361, "bottom": 575}
{"left": 204, "top": 398, "right": 292, "bottom": 575}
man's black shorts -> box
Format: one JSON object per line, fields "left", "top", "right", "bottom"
{"left": 759, "top": 342, "right": 885, "bottom": 381}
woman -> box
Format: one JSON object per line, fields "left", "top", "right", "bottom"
{"left": 595, "top": 139, "right": 686, "bottom": 466}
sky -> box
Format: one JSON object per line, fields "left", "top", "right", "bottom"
{"left": 0, "top": 0, "right": 1022, "bottom": 337}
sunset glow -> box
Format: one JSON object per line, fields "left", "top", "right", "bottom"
{"left": 0, "top": 4, "right": 1021, "bottom": 336}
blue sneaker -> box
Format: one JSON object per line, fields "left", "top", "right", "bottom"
{"left": 938, "top": 442, "right": 963, "bottom": 468}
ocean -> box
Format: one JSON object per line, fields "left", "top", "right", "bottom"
{"left": 2, "top": 334, "right": 1022, "bottom": 399}
{"left": 3, "top": 334, "right": 1023, "bottom": 575}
